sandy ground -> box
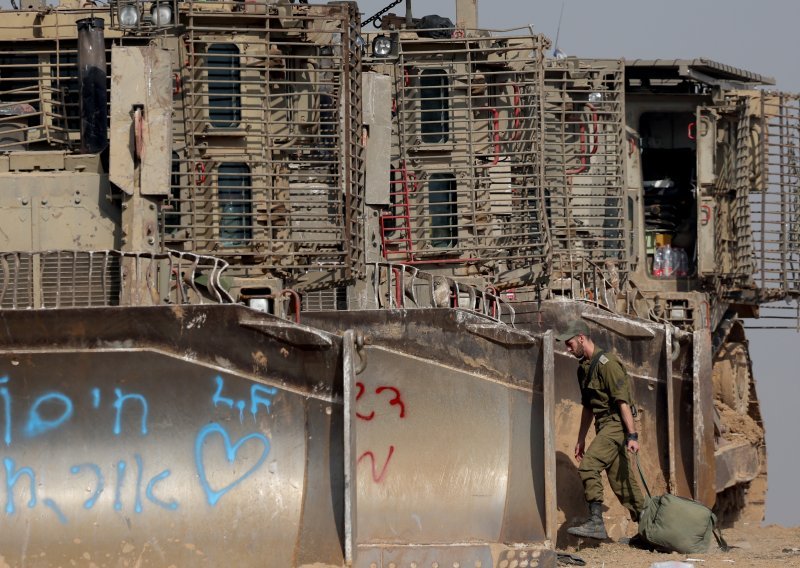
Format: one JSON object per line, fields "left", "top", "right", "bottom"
{"left": 559, "top": 523, "right": 800, "bottom": 567}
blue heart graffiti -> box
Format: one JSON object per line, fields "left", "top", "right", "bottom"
{"left": 195, "top": 422, "right": 271, "bottom": 506}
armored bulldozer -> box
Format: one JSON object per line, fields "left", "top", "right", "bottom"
{"left": 0, "top": 0, "right": 796, "bottom": 565}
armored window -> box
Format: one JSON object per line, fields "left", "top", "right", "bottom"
{"left": 428, "top": 173, "right": 457, "bottom": 248}
{"left": 207, "top": 43, "right": 241, "bottom": 129}
{"left": 218, "top": 163, "right": 252, "bottom": 246}
{"left": 420, "top": 69, "right": 450, "bottom": 143}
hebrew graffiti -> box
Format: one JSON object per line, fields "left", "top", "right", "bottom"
{"left": 0, "top": 373, "right": 281, "bottom": 524}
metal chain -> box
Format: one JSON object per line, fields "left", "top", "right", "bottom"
{"left": 362, "top": 0, "right": 403, "bottom": 28}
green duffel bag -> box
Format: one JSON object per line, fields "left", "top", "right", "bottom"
{"left": 636, "top": 456, "right": 728, "bottom": 554}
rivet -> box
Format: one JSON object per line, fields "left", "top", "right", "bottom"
{"left": 147, "top": 237, "right": 155, "bottom": 245}
{"left": 21, "top": 197, "right": 29, "bottom": 205}
{"left": 41, "top": 199, "right": 48, "bottom": 205}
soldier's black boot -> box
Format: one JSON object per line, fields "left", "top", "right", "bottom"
{"left": 567, "top": 501, "right": 608, "bottom": 540}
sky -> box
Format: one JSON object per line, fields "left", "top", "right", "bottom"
{"left": 357, "top": 0, "right": 800, "bottom": 526}
{"left": 0, "top": 0, "right": 796, "bottom": 526}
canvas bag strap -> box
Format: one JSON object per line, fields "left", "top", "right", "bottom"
{"left": 634, "top": 453, "right": 653, "bottom": 499}
{"left": 583, "top": 349, "right": 604, "bottom": 389}
{"left": 711, "top": 515, "right": 730, "bottom": 552}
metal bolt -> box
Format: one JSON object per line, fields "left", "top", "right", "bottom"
{"left": 75, "top": 197, "right": 82, "bottom": 204}
{"left": 149, "top": 203, "right": 156, "bottom": 210}
{"left": 21, "top": 198, "right": 28, "bottom": 205}
{"left": 41, "top": 199, "right": 48, "bottom": 205}
{"left": 147, "top": 237, "right": 155, "bottom": 245}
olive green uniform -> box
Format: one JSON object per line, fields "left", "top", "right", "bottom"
{"left": 577, "top": 349, "right": 645, "bottom": 520}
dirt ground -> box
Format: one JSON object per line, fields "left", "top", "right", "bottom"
{"left": 559, "top": 523, "right": 800, "bottom": 567}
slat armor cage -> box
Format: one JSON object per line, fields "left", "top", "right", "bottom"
{"left": 0, "top": 10, "right": 112, "bottom": 151}
{"left": 164, "top": 1, "right": 364, "bottom": 290}
{"left": 369, "top": 30, "right": 550, "bottom": 282}
{"left": 542, "top": 58, "right": 628, "bottom": 288}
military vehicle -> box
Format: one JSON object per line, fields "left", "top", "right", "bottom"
{"left": 0, "top": 0, "right": 796, "bottom": 565}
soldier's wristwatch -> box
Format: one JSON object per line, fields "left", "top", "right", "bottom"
{"left": 625, "top": 432, "right": 639, "bottom": 442}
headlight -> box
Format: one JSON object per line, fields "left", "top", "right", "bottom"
{"left": 118, "top": 3, "right": 141, "bottom": 28}
{"left": 371, "top": 35, "right": 393, "bottom": 57}
{"left": 150, "top": 2, "right": 172, "bottom": 26}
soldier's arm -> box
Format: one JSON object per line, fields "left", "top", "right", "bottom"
{"left": 574, "top": 405, "right": 594, "bottom": 461}
{"left": 618, "top": 401, "right": 639, "bottom": 453}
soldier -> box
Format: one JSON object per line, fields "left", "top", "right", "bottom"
{"left": 557, "top": 320, "right": 645, "bottom": 540}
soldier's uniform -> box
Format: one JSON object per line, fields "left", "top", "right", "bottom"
{"left": 577, "top": 349, "right": 645, "bottom": 520}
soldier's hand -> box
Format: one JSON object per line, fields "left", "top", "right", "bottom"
{"left": 574, "top": 440, "right": 585, "bottom": 462}
{"left": 626, "top": 439, "right": 639, "bottom": 454}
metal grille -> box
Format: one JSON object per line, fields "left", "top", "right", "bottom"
{"left": 547, "top": 253, "right": 623, "bottom": 312}
{"left": 39, "top": 251, "right": 122, "bottom": 308}
{"left": 359, "top": 262, "right": 513, "bottom": 323}
{"left": 373, "top": 32, "right": 548, "bottom": 275}
{"left": 750, "top": 92, "right": 800, "bottom": 298}
{"left": 0, "top": 11, "right": 115, "bottom": 151}
{"left": 301, "top": 287, "right": 346, "bottom": 312}
{"left": 746, "top": 300, "right": 800, "bottom": 330}
{"left": 713, "top": 97, "right": 757, "bottom": 287}
{"left": 0, "top": 250, "right": 232, "bottom": 309}
{"left": 0, "top": 253, "right": 34, "bottom": 309}
{"left": 164, "top": 1, "right": 363, "bottom": 289}
{"left": 543, "top": 59, "right": 628, "bottom": 279}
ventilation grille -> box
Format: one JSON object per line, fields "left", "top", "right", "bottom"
{"left": 0, "top": 250, "right": 232, "bottom": 309}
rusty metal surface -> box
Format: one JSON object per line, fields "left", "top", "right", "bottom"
{"left": 304, "top": 308, "right": 555, "bottom": 566}
{"left": 693, "top": 329, "right": 717, "bottom": 506}
{"left": 302, "top": 308, "right": 536, "bottom": 385}
{"left": 715, "top": 440, "right": 762, "bottom": 492}
{"left": 0, "top": 304, "right": 345, "bottom": 566}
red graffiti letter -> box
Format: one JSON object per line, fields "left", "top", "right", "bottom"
{"left": 355, "top": 382, "right": 374, "bottom": 421}
{"left": 358, "top": 446, "right": 395, "bottom": 483}
{"left": 376, "top": 386, "right": 406, "bottom": 418}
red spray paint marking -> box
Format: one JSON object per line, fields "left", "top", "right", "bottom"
{"left": 355, "top": 382, "right": 375, "bottom": 421}
{"left": 375, "top": 386, "right": 406, "bottom": 418}
{"left": 358, "top": 445, "right": 395, "bottom": 483}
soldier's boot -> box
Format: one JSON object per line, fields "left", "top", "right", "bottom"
{"left": 567, "top": 501, "right": 608, "bottom": 540}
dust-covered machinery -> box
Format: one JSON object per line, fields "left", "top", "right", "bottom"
{"left": 0, "top": 0, "right": 797, "bottom": 565}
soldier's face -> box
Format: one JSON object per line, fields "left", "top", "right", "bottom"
{"left": 565, "top": 334, "right": 585, "bottom": 359}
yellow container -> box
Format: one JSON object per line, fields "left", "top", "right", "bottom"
{"left": 655, "top": 233, "right": 672, "bottom": 247}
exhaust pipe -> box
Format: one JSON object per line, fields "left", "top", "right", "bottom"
{"left": 77, "top": 18, "right": 108, "bottom": 154}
